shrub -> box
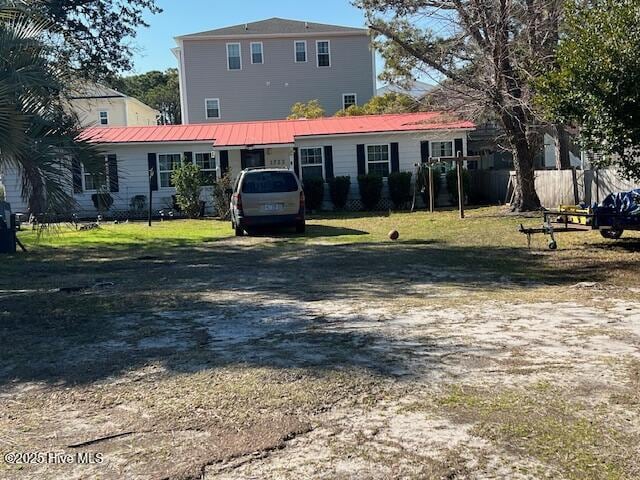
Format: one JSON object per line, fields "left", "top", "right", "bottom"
{"left": 388, "top": 171, "right": 412, "bottom": 209}
{"left": 302, "top": 177, "right": 324, "bottom": 211}
{"left": 446, "top": 168, "right": 471, "bottom": 204}
{"left": 130, "top": 195, "right": 147, "bottom": 212}
{"left": 172, "top": 162, "right": 202, "bottom": 218}
{"left": 328, "top": 176, "right": 351, "bottom": 209}
{"left": 212, "top": 172, "right": 233, "bottom": 219}
{"left": 91, "top": 192, "right": 113, "bottom": 212}
{"left": 357, "top": 174, "right": 383, "bottom": 210}
{"left": 416, "top": 166, "right": 441, "bottom": 207}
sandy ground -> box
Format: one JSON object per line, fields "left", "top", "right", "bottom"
{"left": 1, "top": 237, "right": 639, "bottom": 479}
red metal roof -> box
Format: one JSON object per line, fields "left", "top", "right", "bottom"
{"left": 81, "top": 112, "right": 475, "bottom": 147}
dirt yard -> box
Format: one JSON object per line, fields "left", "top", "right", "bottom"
{"left": 1, "top": 209, "right": 639, "bottom": 479}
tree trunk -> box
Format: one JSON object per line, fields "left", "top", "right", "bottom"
{"left": 554, "top": 124, "right": 571, "bottom": 170}
{"left": 502, "top": 112, "right": 541, "bottom": 211}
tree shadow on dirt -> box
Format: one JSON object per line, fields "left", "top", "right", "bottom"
{"left": 2, "top": 238, "right": 637, "bottom": 386}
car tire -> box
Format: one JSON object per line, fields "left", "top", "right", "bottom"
{"left": 600, "top": 228, "right": 623, "bottom": 240}
{"left": 295, "top": 221, "right": 306, "bottom": 234}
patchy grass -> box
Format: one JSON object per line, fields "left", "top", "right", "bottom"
{"left": 432, "top": 383, "right": 639, "bottom": 480}
{"left": 2, "top": 207, "right": 640, "bottom": 479}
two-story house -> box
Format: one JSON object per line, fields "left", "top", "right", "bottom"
{"left": 69, "top": 84, "right": 160, "bottom": 128}
{"left": 173, "top": 18, "right": 376, "bottom": 124}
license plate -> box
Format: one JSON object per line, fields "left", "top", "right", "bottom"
{"left": 263, "top": 203, "right": 284, "bottom": 212}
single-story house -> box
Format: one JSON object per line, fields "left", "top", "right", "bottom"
{"left": 1, "top": 112, "right": 475, "bottom": 216}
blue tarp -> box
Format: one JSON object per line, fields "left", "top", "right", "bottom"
{"left": 594, "top": 189, "right": 640, "bottom": 227}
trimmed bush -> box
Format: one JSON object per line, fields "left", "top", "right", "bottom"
{"left": 357, "top": 174, "right": 383, "bottom": 210}
{"left": 446, "top": 168, "right": 471, "bottom": 204}
{"left": 328, "top": 176, "right": 351, "bottom": 209}
{"left": 388, "top": 171, "right": 412, "bottom": 209}
{"left": 91, "top": 192, "right": 113, "bottom": 212}
{"left": 172, "top": 162, "right": 202, "bottom": 218}
{"left": 302, "top": 177, "right": 325, "bottom": 211}
{"left": 212, "top": 172, "right": 233, "bottom": 219}
{"left": 417, "top": 166, "right": 441, "bottom": 207}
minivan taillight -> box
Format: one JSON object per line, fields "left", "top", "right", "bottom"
{"left": 300, "top": 191, "right": 305, "bottom": 211}
{"left": 234, "top": 193, "right": 243, "bottom": 215}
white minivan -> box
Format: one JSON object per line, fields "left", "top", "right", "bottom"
{"left": 230, "top": 169, "right": 305, "bottom": 236}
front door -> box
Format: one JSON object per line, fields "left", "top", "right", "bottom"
{"left": 241, "top": 149, "right": 265, "bottom": 170}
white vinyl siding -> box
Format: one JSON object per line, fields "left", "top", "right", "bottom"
{"left": 342, "top": 93, "right": 357, "bottom": 110}
{"left": 431, "top": 141, "right": 453, "bottom": 158}
{"left": 294, "top": 40, "right": 307, "bottom": 63}
{"left": 316, "top": 40, "right": 331, "bottom": 67}
{"left": 299, "top": 147, "right": 324, "bottom": 179}
{"left": 158, "top": 153, "right": 182, "bottom": 188}
{"left": 366, "top": 144, "right": 390, "bottom": 177}
{"left": 205, "top": 98, "right": 220, "bottom": 119}
{"left": 226, "top": 42, "right": 242, "bottom": 70}
{"left": 195, "top": 152, "right": 217, "bottom": 185}
{"left": 251, "top": 42, "right": 263, "bottom": 64}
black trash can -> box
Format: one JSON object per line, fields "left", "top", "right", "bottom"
{"left": 0, "top": 214, "right": 17, "bottom": 254}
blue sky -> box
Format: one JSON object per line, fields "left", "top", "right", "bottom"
{"left": 131, "top": 0, "right": 370, "bottom": 74}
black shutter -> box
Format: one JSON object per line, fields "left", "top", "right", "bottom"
{"left": 107, "top": 154, "right": 119, "bottom": 192}
{"left": 420, "top": 141, "right": 430, "bottom": 163}
{"left": 293, "top": 148, "right": 300, "bottom": 178}
{"left": 455, "top": 138, "right": 464, "bottom": 157}
{"left": 219, "top": 150, "right": 229, "bottom": 175}
{"left": 323, "top": 146, "right": 334, "bottom": 180}
{"left": 390, "top": 142, "right": 400, "bottom": 173}
{"left": 148, "top": 153, "right": 158, "bottom": 191}
{"left": 72, "top": 158, "right": 82, "bottom": 194}
{"left": 184, "top": 151, "right": 193, "bottom": 164}
{"left": 357, "top": 144, "right": 366, "bottom": 176}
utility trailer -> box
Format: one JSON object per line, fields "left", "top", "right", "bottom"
{"left": 519, "top": 189, "right": 640, "bottom": 249}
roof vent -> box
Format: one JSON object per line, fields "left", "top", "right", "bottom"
{"left": 305, "top": 22, "right": 309, "bottom": 29}
{"left": 244, "top": 23, "right": 248, "bottom": 30}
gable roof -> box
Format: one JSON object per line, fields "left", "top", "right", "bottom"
{"left": 81, "top": 112, "right": 475, "bottom": 147}
{"left": 177, "top": 17, "right": 367, "bottom": 39}
{"left": 69, "top": 83, "right": 126, "bottom": 100}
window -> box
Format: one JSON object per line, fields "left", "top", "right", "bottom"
{"left": 299, "top": 147, "right": 324, "bottom": 179}
{"left": 205, "top": 98, "right": 220, "bottom": 119}
{"left": 251, "top": 42, "right": 263, "bottom": 64}
{"left": 316, "top": 40, "right": 330, "bottom": 67}
{"left": 431, "top": 141, "right": 453, "bottom": 158}
{"left": 158, "top": 153, "right": 181, "bottom": 188}
{"left": 99, "top": 111, "right": 109, "bottom": 126}
{"left": 294, "top": 40, "right": 307, "bottom": 62}
{"left": 366, "top": 144, "right": 390, "bottom": 177}
{"left": 226, "top": 43, "right": 241, "bottom": 70}
{"left": 342, "top": 94, "right": 357, "bottom": 110}
{"left": 196, "top": 152, "right": 217, "bottom": 185}
{"left": 241, "top": 171, "right": 299, "bottom": 194}
{"left": 83, "top": 157, "right": 108, "bottom": 192}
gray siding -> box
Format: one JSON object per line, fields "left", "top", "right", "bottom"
{"left": 181, "top": 34, "right": 375, "bottom": 123}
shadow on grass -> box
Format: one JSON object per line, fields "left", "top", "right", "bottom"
{"left": 1, "top": 238, "right": 637, "bottom": 386}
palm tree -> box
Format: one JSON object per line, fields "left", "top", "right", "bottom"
{"left": 0, "top": 1, "right": 100, "bottom": 214}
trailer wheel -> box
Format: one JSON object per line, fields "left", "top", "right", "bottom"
{"left": 548, "top": 240, "right": 558, "bottom": 250}
{"left": 600, "top": 228, "right": 623, "bottom": 240}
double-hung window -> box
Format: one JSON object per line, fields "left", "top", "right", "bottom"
{"left": 227, "top": 43, "right": 241, "bottom": 70}
{"left": 299, "top": 147, "right": 324, "bottom": 179}
{"left": 251, "top": 42, "right": 263, "bottom": 64}
{"left": 342, "top": 94, "right": 357, "bottom": 110}
{"left": 196, "top": 152, "right": 217, "bottom": 185}
{"left": 205, "top": 98, "right": 220, "bottom": 119}
{"left": 158, "top": 153, "right": 181, "bottom": 188}
{"left": 366, "top": 144, "right": 390, "bottom": 177}
{"left": 294, "top": 41, "right": 307, "bottom": 62}
{"left": 431, "top": 141, "right": 453, "bottom": 158}
{"left": 99, "top": 111, "right": 109, "bottom": 126}
{"left": 316, "top": 40, "right": 330, "bottom": 67}
{"left": 83, "top": 156, "right": 108, "bottom": 192}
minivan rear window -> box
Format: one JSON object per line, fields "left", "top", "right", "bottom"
{"left": 242, "top": 171, "right": 298, "bottom": 194}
